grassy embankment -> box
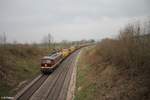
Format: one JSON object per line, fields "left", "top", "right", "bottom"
{"left": 75, "top": 21, "right": 150, "bottom": 100}
{"left": 75, "top": 46, "right": 97, "bottom": 100}
{"left": 0, "top": 44, "right": 48, "bottom": 97}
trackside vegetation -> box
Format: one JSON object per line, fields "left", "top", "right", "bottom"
{"left": 75, "top": 20, "right": 150, "bottom": 100}
{"left": 0, "top": 44, "right": 48, "bottom": 96}
{"left": 75, "top": 47, "right": 97, "bottom": 100}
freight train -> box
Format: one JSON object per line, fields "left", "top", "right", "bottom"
{"left": 40, "top": 46, "right": 77, "bottom": 74}
{"left": 40, "top": 44, "right": 92, "bottom": 74}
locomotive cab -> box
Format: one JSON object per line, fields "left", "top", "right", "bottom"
{"left": 40, "top": 53, "right": 62, "bottom": 74}
{"left": 41, "top": 58, "right": 52, "bottom": 67}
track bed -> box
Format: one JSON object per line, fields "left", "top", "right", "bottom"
{"left": 14, "top": 50, "right": 80, "bottom": 100}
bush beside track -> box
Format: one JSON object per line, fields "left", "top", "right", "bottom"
{"left": 0, "top": 44, "right": 48, "bottom": 97}
{"left": 74, "top": 47, "right": 96, "bottom": 100}
{"left": 75, "top": 21, "right": 150, "bottom": 100}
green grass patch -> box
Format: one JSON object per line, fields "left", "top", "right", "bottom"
{"left": 0, "top": 45, "right": 47, "bottom": 97}
{"left": 74, "top": 47, "right": 96, "bottom": 100}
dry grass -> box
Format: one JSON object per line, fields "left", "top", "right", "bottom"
{"left": 93, "top": 21, "right": 150, "bottom": 100}
{"left": 0, "top": 44, "right": 48, "bottom": 96}
{"left": 75, "top": 47, "right": 97, "bottom": 100}
{"left": 75, "top": 20, "right": 150, "bottom": 100}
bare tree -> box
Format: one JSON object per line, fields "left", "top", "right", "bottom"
{"left": 0, "top": 32, "right": 7, "bottom": 45}
{"left": 48, "top": 33, "right": 53, "bottom": 49}
{"left": 42, "top": 33, "right": 54, "bottom": 49}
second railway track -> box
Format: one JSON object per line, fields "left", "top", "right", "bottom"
{"left": 15, "top": 75, "right": 49, "bottom": 100}
{"left": 14, "top": 50, "right": 80, "bottom": 100}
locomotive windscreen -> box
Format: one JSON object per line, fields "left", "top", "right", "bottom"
{"left": 41, "top": 59, "right": 51, "bottom": 64}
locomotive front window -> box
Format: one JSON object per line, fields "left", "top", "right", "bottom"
{"left": 41, "top": 59, "right": 51, "bottom": 63}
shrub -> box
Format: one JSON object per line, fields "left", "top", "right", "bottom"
{"left": 96, "top": 20, "right": 150, "bottom": 72}
{"left": 0, "top": 44, "right": 48, "bottom": 96}
{"left": 91, "top": 19, "right": 150, "bottom": 100}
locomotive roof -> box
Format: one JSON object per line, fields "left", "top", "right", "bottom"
{"left": 42, "top": 53, "right": 61, "bottom": 60}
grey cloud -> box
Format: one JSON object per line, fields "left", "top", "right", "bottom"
{"left": 0, "top": 0, "right": 150, "bottom": 43}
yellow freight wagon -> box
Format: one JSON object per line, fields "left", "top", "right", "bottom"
{"left": 69, "top": 46, "right": 75, "bottom": 53}
{"left": 62, "top": 49, "right": 69, "bottom": 57}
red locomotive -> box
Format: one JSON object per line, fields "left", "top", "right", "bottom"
{"left": 40, "top": 53, "right": 62, "bottom": 74}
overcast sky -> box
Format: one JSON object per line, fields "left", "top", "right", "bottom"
{"left": 0, "top": 0, "right": 150, "bottom": 43}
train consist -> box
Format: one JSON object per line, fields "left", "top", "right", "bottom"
{"left": 40, "top": 46, "right": 77, "bottom": 74}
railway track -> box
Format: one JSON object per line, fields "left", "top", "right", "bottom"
{"left": 15, "top": 75, "right": 49, "bottom": 100}
{"left": 14, "top": 50, "right": 80, "bottom": 100}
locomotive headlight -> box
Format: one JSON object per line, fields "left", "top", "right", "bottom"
{"left": 45, "top": 64, "right": 47, "bottom": 67}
